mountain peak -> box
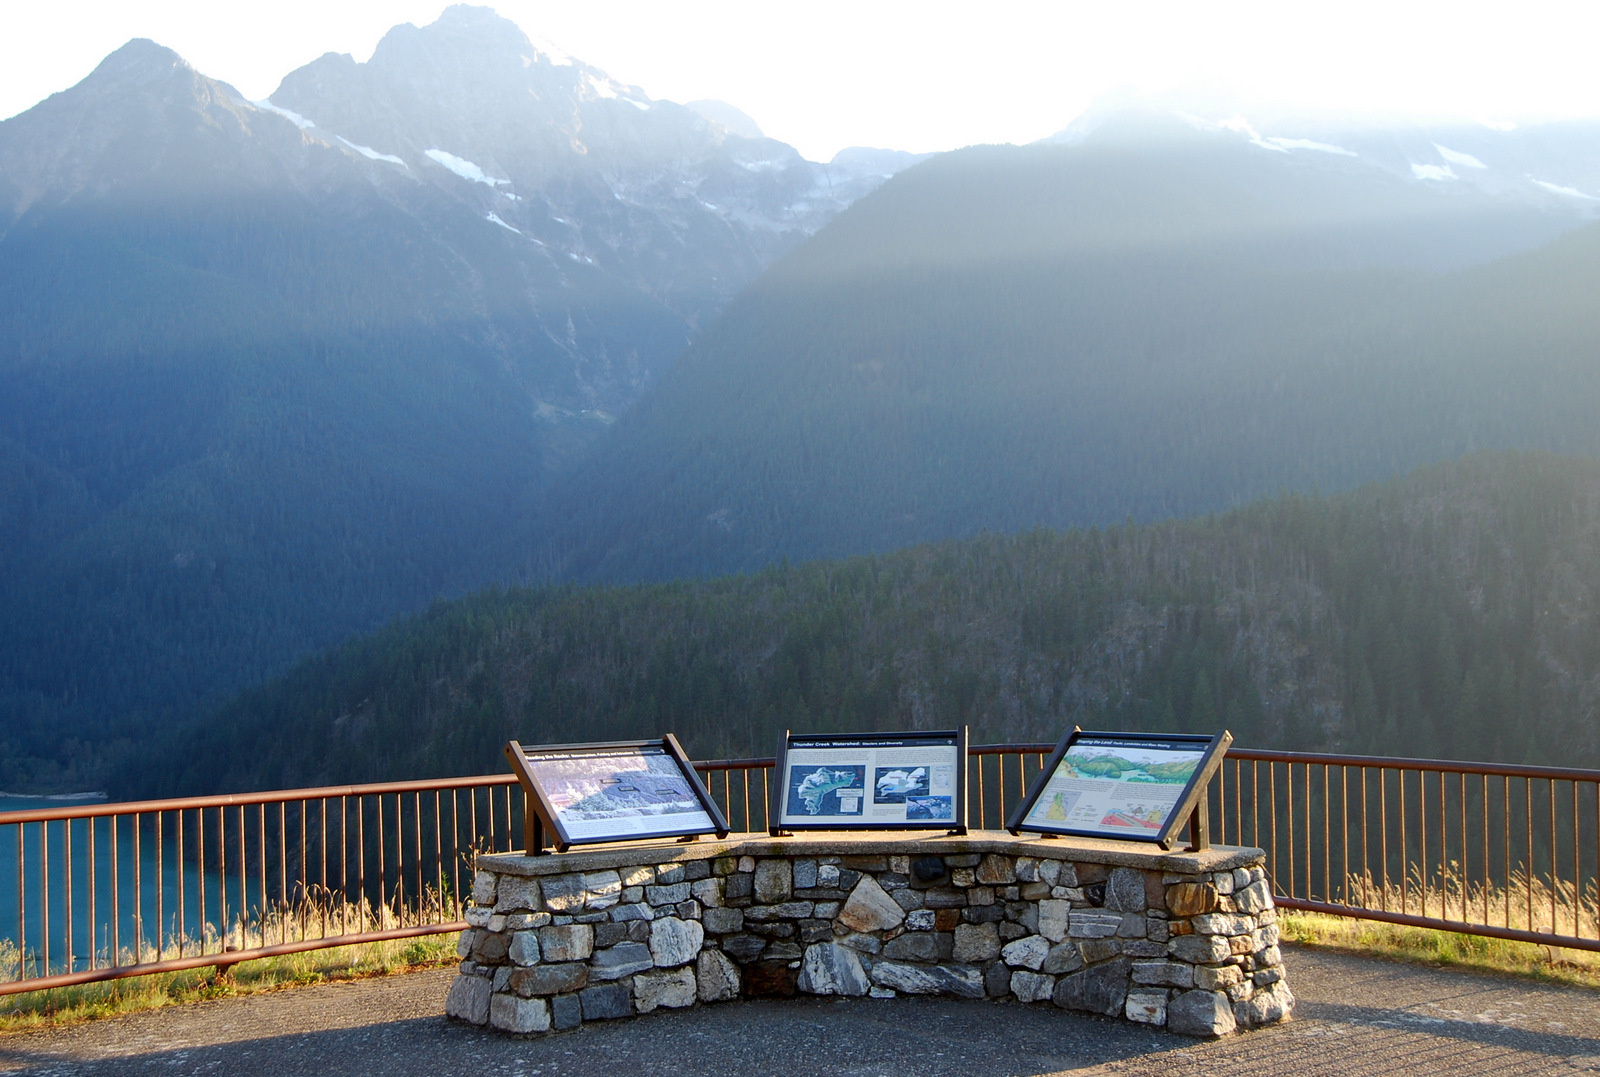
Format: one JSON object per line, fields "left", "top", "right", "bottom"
{"left": 371, "top": 4, "right": 551, "bottom": 70}
{"left": 85, "top": 38, "right": 194, "bottom": 87}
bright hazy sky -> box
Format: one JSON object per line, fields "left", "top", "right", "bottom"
{"left": 3, "top": 1, "right": 1599, "bottom": 161}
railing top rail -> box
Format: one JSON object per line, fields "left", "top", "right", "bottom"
{"left": 693, "top": 757, "right": 775, "bottom": 771}
{"left": 971, "top": 743, "right": 1056, "bottom": 755}
{"left": 0, "top": 773, "right": 517, "bottom": 825}
{"left": 1227, "top": 747, "right": 1600, "bottom": 783}
{"left": 8, "top": 742, "right": 1596, "bottom": 827}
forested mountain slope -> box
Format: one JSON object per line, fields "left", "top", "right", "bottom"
{"left": 133, "top": 452, "right": 1600, "bottom": 796}
{"left": 527, "top": 128, "right": 1600, "bottom": 583}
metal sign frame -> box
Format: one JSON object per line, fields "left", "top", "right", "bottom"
{"left": 769, "top": 727, "right": 969, "bottom": 835}
{"left": 505, "top": 735, "right": 730, "bottom": 854}
{"left": 1006, "top": 728, "right": 1231, "bottom": 850}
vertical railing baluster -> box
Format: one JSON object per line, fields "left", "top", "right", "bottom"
{"left": 176, "top": 811, "right": 185, "bottom": 960}
{"left": 133, "top": 813, "right": 144, "bottom": 963}
{"left": 1465, "top": 774, "right": 1472, "bottom": 921}
{"left": 1252, "top": 760, "right": 1260, "bottom": 852}
{"left": 449, "top": 792, "right": 461, "bottom": 919}
{"left": 156, "top": 811, "right": 165, "bottom": 962}
{"left": 1340, "top": 766, "right": 1350, "bottom": 907}
{"left": 1440, "top": 774, "right": 1452, "bottom": 915}
{"left": 1482, "top": 774, "right": 1490, "bottom": 930}
{"left": 278, "top": 803, "right": 288, "bottom": 945}
{"left": 1321, "top": 764, "right": 1330, "bottom": 903}
{"left": 1233, "top": 759, "right": 1243, "bottom": 848}
{"left": 357, "top": 796, "right": 368, "bottom": 933}
{"left": 198, "top": 808, "right": 208, "bottom": 956}
{"left": 976, "top": 754, "right": 986, "bottom": 830}
{"left": 320, "top": 798, "right": 330, "bottom": 940}
{"left": 1503, "top": 775, "right": 1511, "bottom": 930}
{"left": 1549, "top": 779, "right": 1558, "bottom": 936}
{"left": 88, "top": 815, "right": 98, "bottom": 968}
{"left": 1571, "top": 780, "right": 1580, "bottom": 940}
{"left": 236, "top": 804, "right": 247, "bottom": 948}
{"left": 434, "top": 790, "right": 444, "bottom": 921}
{"left": 1398, "top": 768, "right": 1408, "bottom": 916}
{"left": 64, "top": 815, "right": 74, "bottom": 973}
{"left": 1418, "top": 769, "right": 1427, "bottom": 920}
{"left": 1524, "top": 778, "right": 1533, "bottom": 931}
{"left": 1378, "top": 768, "right": 1389, "bottom": 912}
{"left": 415, "top": 792, "right": 425, "bottom": 925}
{"left": 1284, "top": 763, "right": 1295, "bottom": 898}
{"left": 109, "top": 814, "right": 119, "bottom": 966}
{"left": 340, "top": 796, "right": 350, "bottom": 938}
{"left": 299, "top": 800, "right": 308, "bottom": 940}
{"left": 1303, "top": 764, "right": 1313, "bottom": 902}
{"left": 15, "top": 822, "right": 26, "bottom": 980}
{"left": 41, "top": 819, "right": 51, "bottom": 975}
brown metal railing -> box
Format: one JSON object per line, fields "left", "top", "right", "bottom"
{"left": 1214, "top": 749, "right": 1600, "bottom": 954}
{"left": 1, "top": 776, "right": 520, "bottom": 996}
{"left": 7, "top": 743, "right": 1600, "bottom": 997}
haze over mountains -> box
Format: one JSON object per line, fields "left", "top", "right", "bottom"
{"left": 5, "top": 5, "right": 1600, "bottom": 794}
{"left": 0, "top": 5, "right": 915, "bottom": 790}
{"left": 528, "top": 111, "right": 1600, "bottom": 582}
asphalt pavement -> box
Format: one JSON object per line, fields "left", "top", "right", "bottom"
{"left": 0, "top": 945, "right": 1596, "bottom": 1076}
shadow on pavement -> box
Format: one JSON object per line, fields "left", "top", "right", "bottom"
{"left": 0, "top": 996, "right": 1209, "bottom": 1077}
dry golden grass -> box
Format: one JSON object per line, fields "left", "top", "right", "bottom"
{"left": 0, "top": 888, "right": 462, "bottom": 1032}
{"left": 0, "top": 933, "right": 457, "bottom": 1032}
{"left": 1282, "top": 867, "right": 1600, "bottom": 991}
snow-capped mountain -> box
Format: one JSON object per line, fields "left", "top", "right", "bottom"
{"left": 258, "top": 5, "right": 915, "bottom": 330}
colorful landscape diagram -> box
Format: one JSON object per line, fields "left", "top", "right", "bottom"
{"left": 1026, "top": 740, "right": 1203, "bottom": 835}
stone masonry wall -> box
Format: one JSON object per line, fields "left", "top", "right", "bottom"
{"left": 447, "top": 840, "right": 1292, "bottom": 1039}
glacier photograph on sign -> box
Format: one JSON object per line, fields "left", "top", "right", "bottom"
{"left": 772, "top": 728, "right": 967, "bottom": 833}
{"left": 505, "top": 736, "right": 729, "bottom": 851}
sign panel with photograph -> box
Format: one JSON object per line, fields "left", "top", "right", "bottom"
{"left": 1007, "top": 729, "right": 1230, "bottom": 849}
{"left": 505, "top": 736, "right": 730, "bottom": 853}
{"left": 771, "top": 728, "right": 968, "bottom": 834}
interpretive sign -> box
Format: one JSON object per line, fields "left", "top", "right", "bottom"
{"left": 770, "top": 728, "right": 968, "bottom": 834}
{"left": 505, "top": 736, "right": 729, "bottom": 853}
{"left": 1006, "top": 729, "right": 1230, "bottom": 850}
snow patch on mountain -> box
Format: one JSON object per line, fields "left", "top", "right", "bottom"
{"left": 1530, "top": 177, "right": 1599, "bottom": 201}
{"left": 1435, "top": 144, "right": 1487, "bottom": 170}
{"left": 337, "top": 136, "right": 406, "bottom": 167}
{"left": 1219, "top": 117, "right": 1354, "bottom": 157}
{"left": 426, "top": 149, "right": 509, "bottom": 187}
{"left": 485, "top": 212, "right": 521, "bottom": 233}
{"left": 1412, "top": 163, "right": 1457, "bottom": 182}
{"left": 254, "top": 99, "right": 316, "bottom": 129}
{"left": 1263, "top": 136, "right": 1356, "bottom": 157}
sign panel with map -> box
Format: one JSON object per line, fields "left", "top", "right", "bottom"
{"left": 1007, "top": 729, "right": 1230, "bottom": 849}
{"left": 505, "top": 736, "right": 730, "bottom": 852}
{"left": 771, "top": 728, "right": 968, "bottom": 834}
